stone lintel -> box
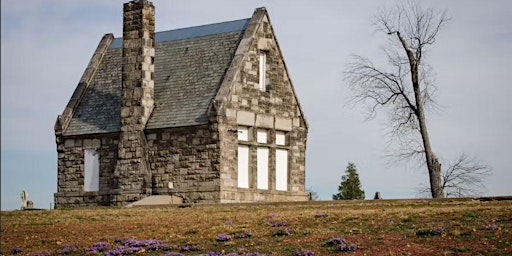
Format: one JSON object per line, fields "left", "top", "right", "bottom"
{"left": 83, "top": 139, "right": 101, "bottom": 149}
{"left": 255, "top": 114, "right": 273, "bottom": 129}
{"left": 236, "top": 110, "right": 255, "bottom": 126}
{"left": 275, "top": 117, "right": 292, "bottom": 131}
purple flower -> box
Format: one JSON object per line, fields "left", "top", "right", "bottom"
{"left": 216, "top": 233, "right": 232, "bottom": 242}
{"left": 271, "top": 221, "right": 288, "bottom": 227}
{"left": 235, "top": 232, "right": 253, "bottom": 239}
{"left": 485, "top": 223, "right": 498, "bottom": 231}
{"left": 326, "top": 237, "right": 345, "bottom": 246}
{"left": 11, "top": 247, "right": 23, "bottom": 254}
{"left": 162, "top": 252, "right": 185, "bottom": 256}
{"left": 416, "top": 227, "right": 446, "bottom": 236}
{"left": 325, "top": 237, "right": 357, "bottom": 252}
{"left": 181, "top": 244, "right": 200, "bottom": 251}
{"left": 293, "top": 251, "right": 315, "bottom": 256}
{"left": 225, "top": 220, "right": 234, "bottom": 225}
{"left": 105, "top": 246, "right": 143, "bottom": 256}
{"left": 85, "top": 241, "right": 110, "bottom": 253}
{"left": 58, "top": 244, "right": 78, "bottom": 254}
{"left": 114, "top": 238, "right": 168, "bottom": 251}
{"left": 339, "top": 243, "right": 358, "bottom": 252}
{"left": 272, "top": 228, "right": 294, "bottom": 236}
{"left": 314, "top": 213, "right": 328, "bottom": 218}
{"left": 31, "top": 253, "right": 51, "bottom": 256}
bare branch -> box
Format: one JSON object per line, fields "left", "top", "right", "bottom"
{"left": 441, "top": 153, "right": 492, "bottom": 197}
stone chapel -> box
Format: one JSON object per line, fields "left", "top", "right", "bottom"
{"left": 54, "top": 0, "right": 308, "bottom": 207}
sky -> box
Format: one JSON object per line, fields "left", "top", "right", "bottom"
{"left": 1, "top": 1, "right": 511, "bottom": 210}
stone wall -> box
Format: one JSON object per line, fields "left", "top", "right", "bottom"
{"left": 54, "top": 124, "right": 222, "bottom": 207}
{"left": 54, "top": 135, "right": 118, "bottom": 207}
{"left": 146, "top": 124, "right": 221, "bottom": 203}
{"left": 217, "top": 11, "right": 308, "bottom": 202}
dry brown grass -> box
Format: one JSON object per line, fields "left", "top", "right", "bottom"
{"left": 1, "top": 199, "right": 511, "bottom": 255}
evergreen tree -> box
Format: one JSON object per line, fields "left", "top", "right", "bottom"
{"left": 332, "top": 162, "right": 365, "bottom": 200}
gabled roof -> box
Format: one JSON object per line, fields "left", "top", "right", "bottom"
{"left": 64, "top": 19, "right": 249, "bottom": 136}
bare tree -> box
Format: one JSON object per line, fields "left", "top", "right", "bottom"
{"left": 416, "top": 153, "right": 491, "bottom": 197}
{"left": 345, "top": 2, "right": 457, "bottom": 198}
{"left": 441, "top": 153, "right": 491, "bottom": 197}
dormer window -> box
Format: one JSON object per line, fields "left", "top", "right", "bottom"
{"left": 259, "top": 51, "right": 267, "bottom": 91}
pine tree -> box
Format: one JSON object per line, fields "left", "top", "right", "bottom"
{"left": 332, "top": 162, "right": 365, "bottom": 200}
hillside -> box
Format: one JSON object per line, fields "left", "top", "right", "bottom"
{"left": 1, "top": 199, "right": 511, "bottom": 255}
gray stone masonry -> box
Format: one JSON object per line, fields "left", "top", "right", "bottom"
{"left": 147, "top": 125, "right": 221, "bottom": 203}
{"left": 113, "top": 0, "right": 156, "bottom": 204}
{"left": 216, "top": 9, "right": 308, "bottom": 202}
{"left": 54, "top": 4, "right": 308, "bottom": 207}
{"left": 54, "top": 136, "right": 118, "bottom": 207}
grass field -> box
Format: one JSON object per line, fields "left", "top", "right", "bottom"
{"left": 1, "top": 199, "right": 511, "bottom": 255}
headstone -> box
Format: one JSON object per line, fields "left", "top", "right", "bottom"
{"left": 21, "top": 190, "right": 28, "bottom": 209}
{"left": 374, "top": 192, "right": 382, "bottom": 199}
{"left": 26, "top": 200, "right": 34, "bottom": 209}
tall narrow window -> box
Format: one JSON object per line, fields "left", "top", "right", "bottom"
{"left": 237, "top": 126, "right": 250, "bottom": 188}
{"left": 237, "top": 145, "right": 249, "bottom": 188}
{"left": 275, "top": 131, "right": 288, "bottom": 191}
{"left": 259, "top": 51, "right": 267, "bottom": 91}
{"left": 257, "top": 147, "right": 269, "bottom": 189}
{"left": 84, "top": 149, "right": 99, "bottom": 192}
{"left": 275, "top": 149, "right": 288, "bottom": 191}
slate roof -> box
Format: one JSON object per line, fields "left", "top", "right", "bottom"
{"left": 64, "top": 19, "right": 250, "bottom": 136}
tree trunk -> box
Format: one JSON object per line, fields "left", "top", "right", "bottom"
{"left": 397, "top": 32, "right": 444, "bottom": 198}
{"left": 414, "top": 91, "right": 443, "bottom": 198}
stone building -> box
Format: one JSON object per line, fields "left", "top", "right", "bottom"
{"left": 54, "top": 0, "right": 308, "bottom": 207}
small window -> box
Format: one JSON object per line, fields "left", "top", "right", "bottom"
{"left": 259, "top": 51, "right": 267, "bottom": 91}
{"left": 238, "top": 126, "right": 249, "bottom": 141}
{"left": 257, "top": 129, "right": 268, "bottom": 143}
{"left": 84, "top": 149, "right": 99, "bottom": 192}
{"left": 276, "top": 131, "right": 286, "bottom": 145}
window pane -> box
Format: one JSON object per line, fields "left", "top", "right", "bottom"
{"left": 84, "top": 149, "right": 99, "bottom": 192}
{"left": 257, "top": 147, "right": 269, "bottom": 189}
{"left": 259, "top": 52, "right": 266, "bottom": 91}
{"left": 276, "top": 149, "right": 288, "bottom": 191}
{"left": 257, "top": 129, "right": 267, "bottom": 143}
{"left": 237, "top": 146, "right": 249, "bottom": 188}
{"left": 238, "top": 126, "right": 249, "bottom": 141}
{"left": 276, "top": 131, "right": 286, "bottom": 145}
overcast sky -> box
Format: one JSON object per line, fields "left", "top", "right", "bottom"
{"left": 2, "top": 1, "right": 511, "bottom": 210}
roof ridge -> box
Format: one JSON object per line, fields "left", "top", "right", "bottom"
{"left": 109, "top": 18, "right": 250, "bottom": 49}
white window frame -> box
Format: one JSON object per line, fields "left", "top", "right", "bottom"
{"left": 84, "top": 149, "right": 99, "bottom": 192}
{"left": 238, "top": 126, "right": 249, "bottom": 141}
{"left": 257, "top": 147, "right": 269, "bottom": 190}
{"left": 259, "top": 52, "right": 267, "bottom": 91}
{"left": 257, "top": 129, "right": 268, "bottom": 144}
{"left": 237, "top": 145, "right": 250, "bottom": 188}
{"left": 276, "top": 131, "right": 286, "bottom": 145}
{"left": 275, "top": 149, "right": 288, "bottom": 191}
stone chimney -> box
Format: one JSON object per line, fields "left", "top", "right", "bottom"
{"left": 113, "top": 0, "right": 155, "bottom": 204}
